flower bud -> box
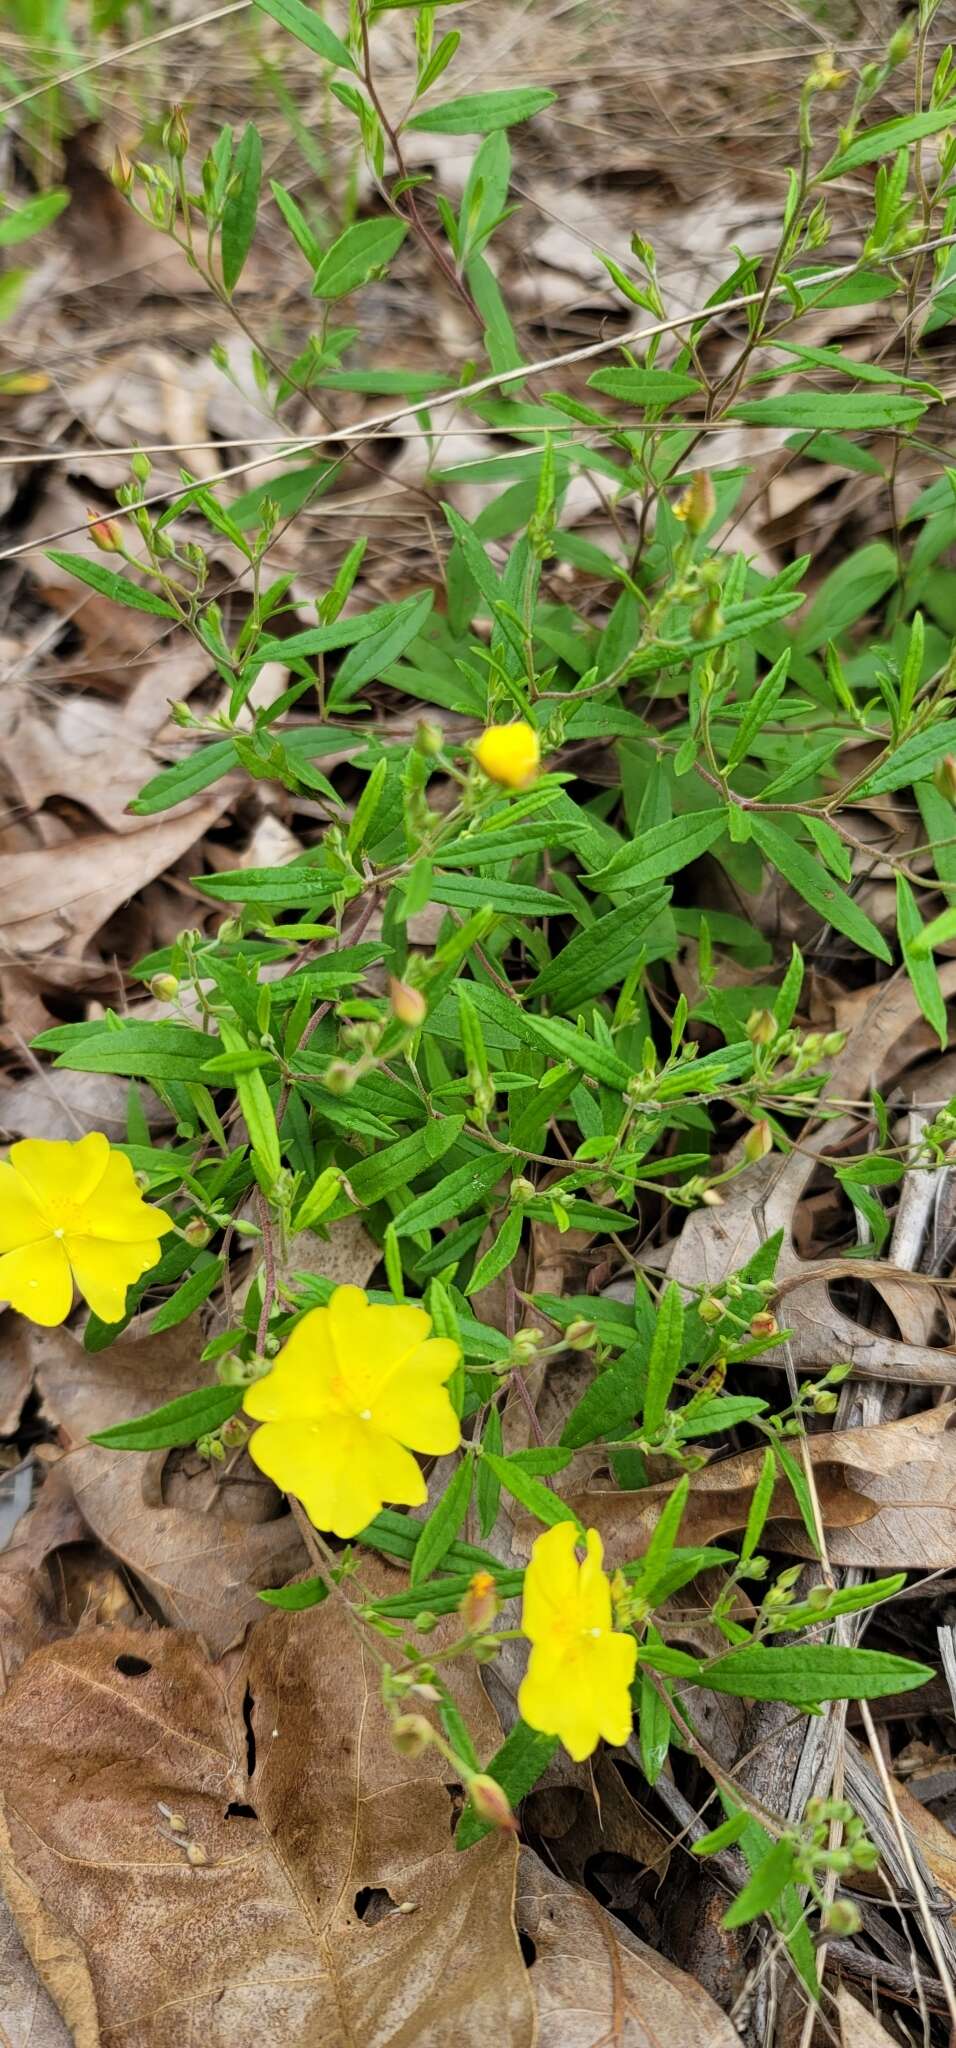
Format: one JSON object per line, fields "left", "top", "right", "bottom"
{"left": 162, "top": 105, "right": 190, "bottom": 159}
{"left": 467, "top": 1774, "right": 517, "bottom": 1832}
{"left": 510, "top": 1176, "right": 535, "bottom": 1203}
{"left": 185, "top": 1840, "right": 208, "bottom": 1866}
{"left": 166, "top": 1810, "right": 187, "bottom": 1833}
{"left": 821, "top": 1031, "right": 846, "bottom": 1056}
{"left": 742, "top": 1119, "right": 773, "bottom": 1163}
{"left": 196, "top": 1433, "right": 225, "bottom": 1462}
{"left": 807, "top": 51, "right": 848, "bottom": 91}
{"left": 110, "top": 147, "right": 135, "bottom": 192}
{"left": 169, "top": 700, "right": 194, "bottom": 728}
{"left": 813, "top": 1389, "right": 838, "bottom": 1414}
{"left": 389, "top": 977, "right": 427, "bottom": 1029}
{"left": 412, "top": 1611, "right": 439, "bottom": 1633}
{"left": 216, "top": 1352, "right": 252, "bottom": 1387}
{"left": 391, "top": 1713, "right": 432, "bottom": 1758}
{"left": 887, "top": 23, "right": 913, "bottom": 65}
{"left": 219, "top": 1415, "right": 248, "bottom": 1449}
{"left": 473, "top": 721, "right": 541, "bottom": 791}
{"left": 746, "top": 1008, "right": 778, "bottom": 1048}
{"left": 934, "top": 754, "right": 956, "bottom": 801}
{"left": 323, "top": 1059, "right": 358, "bottom": 1095}
{"left": 511, "top": 1327, "right": 543, "bottom": 1362}
{"left": 183, "top": 1216, "right": 211, "bottom": 1248}
{"left": 849, "top": 1837, "right": 879, "bottom": 1871}
{"left": 674, "top": 469, "right": 716, "bottom": 535}
{"left": 822, "top": 1899, "right": 862, "bottom": 1937}
{"left": 564, "top": 1318, "right": 597, "bottom": 1351}
{"left": 802, "top": 1032, "right": 824, "bottom": 1059}
{"left": 749, "top": 1311, "right": 778, "bottom": 1339}
{"left": 690, "top": 600, "right": 723, "bottom": 642}
{"left": 460, "top": 1569, "right": 499, "bottom": 1633}
{"left": 415, "top": 719, "right": 444, "bottom": 757}
{"left": 149, "top": 971, "right": 180, "bottom": 1003}
{"left": 131, "top": 450, "right": 151, "bottom": 485}
{"left": 87, "top": 511, "right": 123, "bottom": 552}
{"left": 698, "top": 1294, "right": 725, "bottom": 1324}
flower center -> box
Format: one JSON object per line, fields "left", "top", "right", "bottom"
{"left": 359, "top": 1408, "right": 372, "bottom": 1421}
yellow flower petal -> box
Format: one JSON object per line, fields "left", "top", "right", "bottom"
{"left": 0, "top": 1236, "right": 73, "bottom": 1326}
{"left": 520, "top": 1518, "right": 581, "bottom": 1644}
{"left": 9, "top": 1133, "right": 109, "bottom": 1214}
{"left": 368, "top": 1341, "right": 461, "bottom": 1454}
{"left": 0, "top": 1162, "right": 47, "bottom": 1253}
{"left": 328, "top": 1288, "right": 431, "bottom": 1399}
{"left": 243, "top": 1305, "right": 339, "bottom": 1423}
{"left": 473, "top": 721, "right": 541, "bottom": 790}
{"left": 578, "top": 1527, "right": 612, "bottom": 1632}
{"left": 65, "top": 1234, "right": 164, "bottom": 1323}
{"left": 248, "top": 1414, "right": 426, "bottom": 1537}
{"left": 78, "top": 1151, "right": 174, "bottom": 1244}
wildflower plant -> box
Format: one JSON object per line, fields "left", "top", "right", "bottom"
{"left": 8, "top": 0, "right": 956, "bottom": 1987}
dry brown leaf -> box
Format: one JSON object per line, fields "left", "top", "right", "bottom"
{"left": 0, "top": 1893, "right": 74, "bottom": 2048}
{"left": 0, "top": 793, "right": 234, "bottom": 973}
{"left": 32, "top": 1322, "right": 306, "bottom": 1654}
{"left": 0, "top": 1319, "right": 34, "bottom": 1438}
{"left": 0, "top": 1596, "right": 534, "bottom": 2047}
{"left": 836, "top": 1984, "right": 900, "bottom": 2047}
{"left": 516, "top": 1848, "right": 742, "bottom": 2047}
{"left": 555, "top": 1404, "right": 956, "bottom": 1571}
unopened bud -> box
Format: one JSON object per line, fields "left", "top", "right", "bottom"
{"left": 162, "top": 104, "right": 190, "bottom": 159}
{"left": 88, "top": 511, "right": 123, "bottom": 552}
{"left": 389, "top": 977, "right": 427, "bottom": 1028}
{"left": 183, "top": 1216, "right": 211, "bottom": 1247}
{"left": 415, "top": 719, "right": 444, "bottom": 757}
{"left": 822, "top": 1899, "right": 862, "bottom": 1937}
{"left": 674, "top": 469, "right": 717, "bottom": 535}
{"left": 749, "top": 1311, "right": 778, "bottom": 1339}
{"left": 166, "top": 1811, "right": 187, "bottom": 1833}
{"left": 391, "top": 1713, "right": 432, "bottom": 1758}
{"left": 511, "top": 1327, "right": 543, "bottom": 1362}
{"left": 698, "top": 1294, "right": 725, "bottom": 1324}
{"left": 196, "top": 1432, "right": 226, "bottom": 1462}
{"left": 185, "top": 1840, "right": 208, "bottom": 1866}
{"left": 807, "top": 51, "right": 848, "bottom": 92}
{"left": 467, "top": 1773, "right": 517, "bottom": 1832}
{"left": 690, "top": 600, "right": 723, "bottom": 642}
{"left": 412, "top": 1611, "right": 439, "bottom": 1633}
{"left": 324, "top": 1059, "right": 357, "bottom": 1095}
{"left": 746, "top": 1008, "right": 778, "bottom": 1047}
{"left": 131, "top": 450, "right": 151, "bottom": 484}
{"left": 169, "top": 700, "right": 194, "bottom": 727}
{"left": 149, "top": 972, "right": 180, "bottom": 1003}
{"left": 564, "top": 1318, "right": 597, "bottom": 1351}
{"left": 460, "top": 1569, "right": 499, "bottom": 1633}
{"left": 220, "top": 1415, "right": 248, "bottom": 1449}
{"left": 510, "top": 1176, "right": 535, "bottom": 1203}
{"left": 821, "top": 1031, "right": 846, "bottom": 1055}
{"left": 742, "top": 1119, "right": 773, "bottom": 1163}
{"left": 934, "top": 754, "right": 956, "bottom": 802}
{"left": 849, "top": 1838, "right": 880, "bottom": 1871}
{"left": 813, "top": 1389, "right": 838, "bottom": 1414}
{"left": 110, "top": 147, "right": 135, "bottom": 192}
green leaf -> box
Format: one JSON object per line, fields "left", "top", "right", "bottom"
{"left": 586, "top": 811, "right": 726, "bottom": 892}
{"left": 730, "top": 393, "right": 926, "bottom": 430}
{"left": 465, "top": 1209, "right": 523, "bottom": 1296}
{"left": 750, "top": 817, "right": 892, "bottom": 964}
{"left": 46, "top": 553, "right": 177, "bottom": 619}
{"left": 796, "top": 542, "right": 898, "bottom": 652}
{"left": 725, "top": 651, "right": 790, "bottom": 771}
{"left": 700, "top": 1643, "right": 933, "bottom": 1705}
{"left": 259, "top": 1577, "right": 329, "bottom": 1610}
{"left": 344, "top": 1117, "right": 465, "bottom": 1208}
{"left": 221, "top": 123, "right": 262, "bottom": 293}
{"left": 149, "top": 1259, "right": 223, "bottom": 1333}
{"left": 393, "top": 1151, "right": 505, "bottom": 1237}
{"left": 89, "top": 1382, "right": 242, "bottom": 1450}
{"left": 328, "top": 589, "right": 432, "bottom": 705}
{"left": 741, "top": 1446, "right": 776, "bottom": 1565}
{"left": 480, "top": 1450, "right": 582, "bottom": 1531}
{"left": 0, "top": 189, "right": 69, "bottom": 247}
{"left": 639, "top": 1661, "right": 672, "bottom": 1787}
{"left": 588, "top": 365, "right": 704, "bottom": 406}
{"left": 313, "top": 216, "right": 408, "bottom": 298}
{"left": 409, "top": 1455, "right": 474, "bottom": 1586}
{"left": 406, "top": 87, "right": 556, "bottom": 134}
{"left": 518, "top": 1013, "right": 631, "bottom": 1090}
{"left": 560, "top": 1342, "right": 646, "bottom": 1450}
{"left": 456, "top": 1722, "right": 559, "bottom": 1848}
{"left": 822, "top": 102, "right": 956, "bottom": 178}
{"left": 34, "top": 1019, "right": 215, "bottom": 1083}
{"left": 525, "top": 891, "right": 669, "bottom": 1010}
{"left": 854, "top": 719, "right": 956, "bottom": 797}
{"left": 643, "top": 1282, "right": 685, "bottom": 1434}
{"left": 896, "top": 876, "right": 947, "bottom": 1051}
{"left": 476, "top": 1406, "right": 503, "bottom": 1537}
{"left": 723, "top": 1835, "right": 798, "bottom": 1930}
{"left": 254, "top": 0, "right": 355, "bottom": 67}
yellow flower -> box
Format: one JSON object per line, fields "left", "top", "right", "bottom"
{"left": 518, "top": 1521, "right": 637, "bottom": 1762}
{"left": 243, "top": 1284, "right": 461, "bottom": 1538}
{"left": 0, "top": 1132, "right": 172, "bottom": 1327}
{"left": 473, "top": 721, "right": 541, "bottom": 790}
